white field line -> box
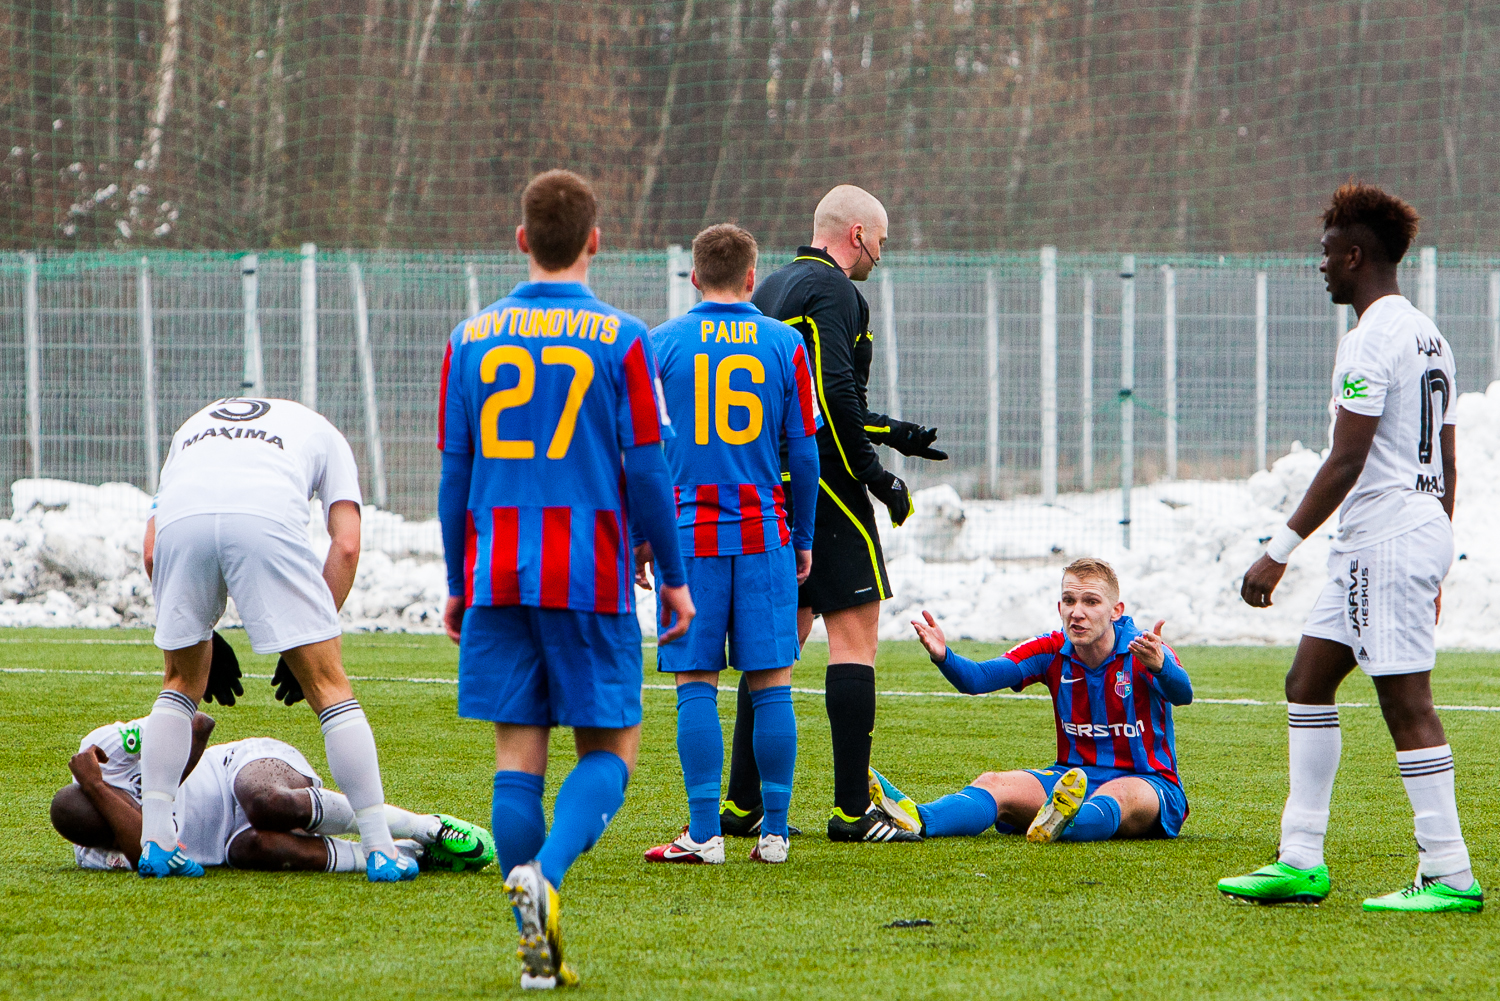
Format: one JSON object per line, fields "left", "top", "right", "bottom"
{"left": 5, "top": 666, "right": 1500, "bottom": 712}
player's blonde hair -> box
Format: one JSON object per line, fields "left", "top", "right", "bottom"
{"left": 1062, "top": 557, "right": 1119, "bottom": 600}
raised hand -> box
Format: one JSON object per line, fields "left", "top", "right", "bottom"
{"left": 1128, "top": 619, "right": 1168, "bottom": 673}
{"left": 910, "top": 609, "right": 948, "bottom": 663}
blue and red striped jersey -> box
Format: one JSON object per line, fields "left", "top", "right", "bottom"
{"left": 437, "top": 281, "right": 670, "bottom": 614}
{"left": 650, "top": 301, "right": 821, "bottom": 557}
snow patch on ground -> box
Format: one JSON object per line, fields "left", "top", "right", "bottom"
{"left": 7, "top": 384, "right": 1500, "bottom": 647}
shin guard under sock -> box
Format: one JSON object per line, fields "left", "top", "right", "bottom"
{"left": 318, "top": 699, "right": 397, "bottom": 860}
{"left": 1279, "top": 703, "right": 1342, "bottom": 869}
{"left": 535, "top": 751, "right": 629, "bottom": 889}
{"left": 492, "top": 770, "right": 547, "bottom": 875}
{"left": 1398, "top": 745, "right": 1474, "bottom": 889}
{"left": 1057, "top": 794, "right": 1122, "bottom": 842}
{"left": 750, "top": 685, "right": 797, "bottom": 838}
{"left": 140, "top": 689, "right": 198, "bottom": 850}
{"left": 723, "top": 672, "right": 762, "bottom": 812}
{"left": 916, "top": 785, "right": 998, "bottom": 838}
{"left": 676, "top": 682, "right": 724, "bottom": 842}
{"left": 825, "top": 663, "right": 877, "bottom": 817}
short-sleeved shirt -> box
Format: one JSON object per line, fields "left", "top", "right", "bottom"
{"left": 437, "top": 281, "right": 670, "bottom": 613}
{"left": 1002, "top": 617, "right": 1184, "bottom": 786}
{"left": 1330, "top": 294, "right": 1456, "bottom": 552}
{"left": 154, "top": 398, "right": 362, "bottom": 534}
{"left": 650, "top": 301, "right": 821, "bottom": 556}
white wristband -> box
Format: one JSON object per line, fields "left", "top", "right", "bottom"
{"left": 1265, "top": 524, "right": 1304, "bottom": 564}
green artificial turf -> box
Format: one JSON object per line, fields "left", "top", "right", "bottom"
{"left": 2, "top": 629, "right": 1497, "bottom": 999}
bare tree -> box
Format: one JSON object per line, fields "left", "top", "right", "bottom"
{"left": 700, "top": 0, "right": 746, "bottom": 228}
{"left": 630, "top": 0, "right": 696, "bottom": 244}
{"left": 378, "top": 0, "right": 444, "bottom": 247}
{"left": 1172, "top": 0, "right": 1207, "bottom": 249}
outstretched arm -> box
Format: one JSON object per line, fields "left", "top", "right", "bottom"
{"left": 911, "top": 611, "right": 1026, "bottom": 695}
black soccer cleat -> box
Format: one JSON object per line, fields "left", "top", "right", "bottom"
{"left": 719, "top": 800, "right": 801, "bottom": 838}
{"left": 827, "top": 803, "right": 923, "bottom": 843}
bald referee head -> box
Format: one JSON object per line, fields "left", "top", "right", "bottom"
{"left": 810, "top": 185, "right": 888, "bottom": 282}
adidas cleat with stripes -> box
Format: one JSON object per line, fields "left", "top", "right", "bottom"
{"left": 366, "top": 848, "right": 420, "bottom": 882}
{"left": 506, "top": 861, "right": 579, "bottom": 989}
{"left": 138, "top": 841, "right": 204, "bottom": 878}
{"left": 1363, "top": 877, "right": 1483, "bottom": 914}
{"left": 1217, "top": 861, "right": 1330, "bottom": 904}
{"left": 827, "top": 803, "right": 922, "bottom": 843}
{"left": 1026, "top": 767, "right": 1088, "bottom": 843}
{"left": 425, "top": 814, "right": 496, "bottom": 872}
{"left": 868, "top": 766, "right": 923, "bottom": 835}
{"left": 643, "top": 827, "right": 725, "bottom": 864}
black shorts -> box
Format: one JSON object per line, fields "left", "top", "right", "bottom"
{"left": 783, "top": 466, "right": 891, "bottom": 615}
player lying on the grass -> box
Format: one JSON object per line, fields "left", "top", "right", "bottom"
{"left": 871, "top": 558, "right": 1192, "bottom": 843}
{"left": 51, "top": 711, "right": 494, "bottom": 874}
{"left": 637, "top": 223, "right": 822, "bottom": 866}
{"left": 1218, "top": 182, "right": 1482, "bottom": 914}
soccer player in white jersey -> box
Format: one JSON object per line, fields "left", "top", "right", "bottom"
{"left": 136, "top": 397, "right": 416, "bottom": 882}
{"left": 52, "top": 711, "right": 494, "bottom": 874}
{"left": 1218, "top": 183, "right": 1482, "bottom": 913}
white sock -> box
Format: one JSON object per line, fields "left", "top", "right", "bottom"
{"left": 323, "top": 837, "right": 366, "bottom": 873}
{"left": 1397, "top": 745, "right": 1474, "bottom": 889}
{"left": 304, "top": 787, "right": 357, "bottom": 835}
{"left": 317, "top": 699, "right": 397, "bottom": 860}
{"left": 140, "top": 689, "right": 198, "bottom": 851}
{"left": 385, "top": 807, "right": 442, "bottom": 844}
{"left": 1278, "top": 703, "right": 1342, "bottom": 870}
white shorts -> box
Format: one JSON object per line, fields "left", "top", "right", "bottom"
{"left": 217, "top": 738, "right": 323, "bottom": 864}
{"left": 152, "top": 513, "right": 341, "bottom": 655}
{"left": 1302, "top": 516, "right": 1453, "bottom": 676}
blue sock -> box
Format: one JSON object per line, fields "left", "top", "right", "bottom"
{"left": 1057, "top": 795, "right": 1121, "bottom": 842}
{"left": 676, "top": 681, "right": 723, "bottom": 842}
{"left": 915, "top": 785, "right": 998, "bottom": 837}
{"left": 534, "top": 750, "right": 629, "bottom": 888}
{"left": 491, "top": 770, "right": 546, "bottom": 874}
{"left": 749, "top": 684, "right": 797, "bottom": 838}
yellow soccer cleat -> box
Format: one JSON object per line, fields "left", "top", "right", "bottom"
{"left": 1026, "top": 768, "right": 1088, "bottom": 843}
{"left": 505, "top": 860, "right": 578, "bottom": 989}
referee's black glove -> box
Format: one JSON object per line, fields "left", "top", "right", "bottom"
{"left": 271, "top": 655, "right": 306, "bottom": 707}
{"left": 868, "top": 471, "right": 915, "bottom": 528}
{"left": 203, "top": 631, "right": 244, "bottom": 707}
{"left": 865, "top": 419, "right": 948, "bottom": 461}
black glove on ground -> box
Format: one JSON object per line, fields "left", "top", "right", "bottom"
{"left": 866, "top": 419, "right": 948, "bottom": 461}
{"left": 204, "top": 631, "right": 244, "bottom": 707}
{"left": 272, "top": 655, "right": 306, "bottom": 707}
{"left": 867, "top": 470, "right": 915, "bottom": 528}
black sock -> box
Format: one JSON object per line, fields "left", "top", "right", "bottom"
{"left": 724, "top": 672, "right": 762, "bottom": 811}
{"left": 826, "top": 662, "right": 876, "bottom": 817}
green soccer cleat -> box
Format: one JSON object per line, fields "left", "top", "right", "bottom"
{"left": 1217, "top": 861, "right": 1331, "bottom": 904}
{"left": 424, "top": 814, "right": 496, "bottom": 872}
{"left": 868, "top": 767, "right": 923, "bottom": 835}
{"left": 1362, "top": 877, "right": 1484, "bottom": 914}
{"left": 1026, "top": 767, "right": 1087, "bottom": 843}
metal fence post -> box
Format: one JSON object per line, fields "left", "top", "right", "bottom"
{"left": 350, "top": 262, "right": 388, "bottom": 508}
{"left": 667, "top": 245, "right": 693, "bottom": 318}
{"left": 1255, "top": 272, "right": 1268, "bottom": 472}
{"left": 1040, "top": 247, "right": 1058, "bottom": 504}
{"left": 1162, "top": 264, "right": 1177, "bottom": 481}
{"left": 1489, "top": 272, "right": 1499, "bottom": 385}
{"left": 23, "top": 252, "right": 40, "bottom": 479}
{"left": 241, "top": 253, "right": 262, "bottom": 394}
{"left": 1081, "top": 273, "right": 1094, "bottom": 491}
{"left": 1120, "top": 254, "right": 1135, "bottom": 549}
{"left": 138, "top": 257, "right": 160, "bottom": 492}
{"left": 300, "top": 243, "right": 318, "bottom": 410}
{"left": 880, "top": 268, "right": 902, "bottom": 477}
{"left": 1418, "top": 246, "right": 1437, "bottom": 319}
{"left": 465, "top": 262, "right": 481, "bottom": 318}
{"left": 985, "top": 268, "right": 1000, "bottom": 494}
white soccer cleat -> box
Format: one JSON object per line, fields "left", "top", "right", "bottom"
{"left": 643, "top": 826, "right": 725, "bottom": 864}
{"left": 750, "top": 833, "right": 789, "bottom": 864}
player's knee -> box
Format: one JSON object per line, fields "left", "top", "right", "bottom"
{"left": 242, "top": 787, "right": 304, "bottom": 832}
{"left": 227, "top": 830, "right": 276, "bottom": 870}
{"left": 972, "top": 771, "right": 1007, "bottom": 793}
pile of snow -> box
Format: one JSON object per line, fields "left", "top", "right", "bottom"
{"left": 6, "top": 384, "right": 1500, "bottom": 647}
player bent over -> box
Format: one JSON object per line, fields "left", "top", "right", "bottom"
{"left": 638, "top": 224, "right": 821, "bottom": 866}
{"left": 53, "top": 712, "right": 494, "bottom": 874}
{"left": 438, "top": 170, "right": 693, "bottom": 989}
{"left": 872, "top": 559, "right": 1191, "bottom": 844}
{"left": 139, "top": 397, "right": 414, "bottom": 882}
{"left": 1219, "top": 183, "right": 1482, "bottom": 913}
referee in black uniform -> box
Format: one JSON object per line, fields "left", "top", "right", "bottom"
{"left": 721, "top": 185, "right": 947, "bottom": 843}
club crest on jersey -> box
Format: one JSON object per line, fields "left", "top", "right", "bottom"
{"left": 210, "top": 399, "right": 271, "bottom": 421}
{"left": 1114, "top": 670, "right": 1131, "bottom": 698}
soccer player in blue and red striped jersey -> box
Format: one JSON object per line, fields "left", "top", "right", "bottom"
{"left": 638, "top": 224, "right": 822, "bottom": 866}
{"left": 869, "top": 558, "right": 1193, "bottom": 845}
{"left": 436, "top": 170, "right": 694, "bottom": 990}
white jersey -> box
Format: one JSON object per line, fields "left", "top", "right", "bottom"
{"left": 153, "top": 398, "right": 363, "bottom": 535}
{"left": 1329, "top": 294, "right": 1456, "bottom": 553}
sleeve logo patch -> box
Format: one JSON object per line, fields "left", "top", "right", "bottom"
{"left": 1340, "top": 375, "right": 1369, "bottom": 400}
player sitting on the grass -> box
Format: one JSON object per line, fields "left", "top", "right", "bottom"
{"left": 871, "top": 558, "right": 1192, "bottom": 843}
{"left": 51, "top": 711, "right": 494, "bottom": 874}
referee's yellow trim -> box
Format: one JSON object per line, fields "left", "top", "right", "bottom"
{"left": 793, "top": 255, "right": 839, "bottom": 267}
{"left": 785, "top": 315, "right": 856, "bottom": 479}
{"left": 818, "top": 477, "right": 890, "bottom": 601}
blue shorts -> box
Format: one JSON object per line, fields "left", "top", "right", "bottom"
{"left": 656, "top": 547, "right": 800, "bottom": 674}
{"left": 1023, "top": 764, "right": 1188, "bottom": 838}
{"left": 457, "top": 604, "right": 642, "bottom": 728}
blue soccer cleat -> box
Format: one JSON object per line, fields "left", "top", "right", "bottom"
{"left": 138, "top": 841, "right": 205, "bottom": 878}
{"left": 366, "top": 848, "right": 420, "bottom": 882}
